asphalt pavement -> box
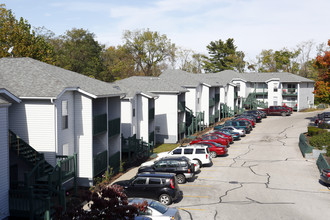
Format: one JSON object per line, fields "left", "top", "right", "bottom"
{"left": 113, "top": 109, "right": 330, "bottom": 220}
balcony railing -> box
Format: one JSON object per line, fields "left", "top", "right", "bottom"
{"left": 178, "top": 101, "right": 185, "bottom": 112}
{"left": 93, "top": 150, "right": 107, "bottom": 177}
{"left": 108, "top": 117, "right": 120, "bottom": 138}
{"left": 282, "top": 88, "right": 297, "bottom": 96}
{"left": 214, "top": 110, "right": 220, "bottom": 119}
{"left": 234, "top": 92, "right": 238, "bottom": 99}
{"left": 93, "top": 113, "right": 107, "bottom": 136}
{"left": 209, "top": 115, "right": 215, "bottom": 124}
{"left": 148, "top": 108, "right": 155, "bottom": 120}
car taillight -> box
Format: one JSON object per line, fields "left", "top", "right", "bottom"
{"left": 170, "top": 179, "right": 175, "bottom": 189}
{"left": 327, "top": 172, "right": 330, "bottom": 178}
{"left": 188, "top": 169, "right": 191, "bottom": 173}
{"left": 206, "top": 154, "right": 208, "bottom": 159}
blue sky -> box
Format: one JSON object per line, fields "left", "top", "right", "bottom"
{"left": 2, "top": 0, "right": 330, "bottom": 61}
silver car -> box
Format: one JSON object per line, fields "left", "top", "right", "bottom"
{"left": 221, "top": 126, "right": 246, "bottom": 137}
{"left": 129, "top": 198, "right": 181, "bottom": 220}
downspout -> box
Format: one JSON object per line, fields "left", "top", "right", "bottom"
{"left": 51, "top": 98, "right": 58, "bottom": 165}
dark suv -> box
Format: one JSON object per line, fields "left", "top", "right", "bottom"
{"left": 113, "top": 173, "right": 182, "bottom": 205}
{"left": 138, "top": 156, "right": 195, "bottom": 184}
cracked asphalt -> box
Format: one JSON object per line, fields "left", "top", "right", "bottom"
{"left": 173, "top": 110, "right": 330, "bottom": 220}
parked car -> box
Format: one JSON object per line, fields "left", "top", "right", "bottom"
{"left": 157, "top": 145, "right": 212, "bottom": 167}
{"left": 113, "top": 173, "right": 182, "bottom": 205}
{"left": 214, "top": 129, "right": 241, "bottom": 140}
{"left": 242, "top": 110, "right": 262, "bottom": 122}
{"left": 261, "top": 106, "right": 291, "bottom": 116}
{"left": 256, "top": 110, "right": 267, "bottom": 118}
{"left": 191, "top": 141, "right": 228, "bottom": 158}
{"left": 235, "top": 116, "right": 256, "bottom": 127}
{"left": 141, "top": 157, "right": 201, "bottom": 173}
{"left": 208, "top": 130, "right": 233, "bottom": 144}
{"left": 216, "top": 126, "right": 246, "bottom": 137}
{"left": 190, "top": 134, "right": 229, "bottom": 147}
{"left": 223, "top": 120, "right": 252, "bottom": 133}
{"left": 281, "top": 105, "right": 293, "bottom": 114}
{"left": 320, "top": 168, "right": 330, "bottom": 186}
{"left": 128, "top": 198, "right": 182, "bottom": 220}
{"left": 138, "top": 156, "right": 195, "bottom": 184}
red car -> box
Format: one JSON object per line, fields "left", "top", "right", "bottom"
{"left": 235, "top": 117, "right": 255, "bottom": 127}
{"left": 193, "top": 141, "right": 228, "bottom": 158}
{"left": 282, "top": 105, "right": 293, "bottom": 113}
{"left": 209, "top": 131, "right": 233, "bottom": 144}
{"left": 190, "top": 134, "right": 229, "bottom": 146}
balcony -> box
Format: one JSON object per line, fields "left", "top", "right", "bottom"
{"left": 178, "top": 101, "right": 185, "bottom": 112}
{"left": 209, "top": 115, "right": 215, "bottom": 124}
{"left": 148, "top": 108, "right": 155, "bottom": 120}
{"left": 234, "top": 92, "right": 238, "bottom": 99}
{"left": 108, "top": 117, "right": 120, "bottom": 138}
{"left": 214, "top": 110, "right": 220, "bottom": 119}
{"left": 93, "top": 113, "right": 107, "bottom": 136}
{"left": 282, "top": 88, "right": 297, "bottom": 96}
{"left": 149, "top": 131, "right": 155, "bottom": 143}
{"left": 215, "top": 94, "right": 220, "bottom": 103}
{"left": 209, "top": 98, "right": 215, "bottom": 107}
{"left": 178, "top": 122, "right": 186, "bottom": 134}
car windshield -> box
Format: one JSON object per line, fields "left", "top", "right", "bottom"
{"left": 149, "top": 200, "right": 168, "bottom": 214}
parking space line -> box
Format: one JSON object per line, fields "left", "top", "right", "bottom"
{"left": 183, "top": 195, "right": 210, "bottom": 198}
{"left": 179, "top": 208, "right": 207, "bottom": 211}
{"left": 180, "top": 184, "right": 213, "bottom": 187}
{"left": 319, "top": 189, "right": 330, "bottom": 191}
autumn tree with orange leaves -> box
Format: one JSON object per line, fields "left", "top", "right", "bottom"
{"left": 313, "top": 40, "right": 330, "bottom": 104}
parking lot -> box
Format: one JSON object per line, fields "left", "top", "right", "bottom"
{"left": 171, "top": 110, "right": 330, "bottom": 219}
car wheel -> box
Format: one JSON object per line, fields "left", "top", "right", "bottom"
{"left": 210, "top": 151, "right": 217, "bottom": 158}
{"left": 281, "top": 112, "right": 286, "bottom": 117}
{"left": 176, "top": 174, "right": 186, "bottom": 184}
{"left": 159, "top": 194, "right": 172, "bottom": 205}
{"left": 195, "top": 159, "right": 202, "bottom": 167}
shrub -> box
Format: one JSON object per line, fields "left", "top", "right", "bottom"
{"left": 309, "top": 132, "right": 330, "bottom": 150}
{"left": 319, "top": 123, "right": 330, "bottom": 129}
{"left": 308, "top": 126, "right": 327, "bottom": 136}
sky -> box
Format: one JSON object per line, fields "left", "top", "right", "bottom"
{"left": 2, "top": 0, "right": 330, "bottom": 62}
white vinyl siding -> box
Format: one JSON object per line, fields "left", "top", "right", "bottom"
{"left": 155, "top": 94, "right": 178, "bottom": 143}
{"left": 121, "top": 99, "right": 133, "bottom": 138}
{"left": 0, "top": 106, "right": 9, "bottom": 219}
{"left": 57, "top": 91, "right": 75, "bottom": 156}
{"left": 9, "top": 100, "right": 56, "bottom": 166}
{"left": 74, "top": 93, "right": 93, "bottom": 186}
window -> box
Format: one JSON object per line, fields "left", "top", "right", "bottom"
{"left": 133, "top": 108, "right": 135, "bottom": 117}
{"left": 168, "top": 160, "right": 179, "bottom": 167}
{"left": 196, "top": 149, "right": 206, "bottom": 154}
{"left": 149, "top": 178, "right": 161, "bottom": 185}
{"left": 62, "top": 100, "right": 68, "bottom": 129}
{"left": 155, "top": 160, "right": 167, "bottom": 168}
{"left": 63, "top": 144, "right": 69, "bottom": 156}
{"left": 133, "top": 178, "right": 146, "bottom": 185}
{"left": 172, "top": 149, "right": 182, "bottom": 155}
{"left": 184, "top": 148, "right": 194, "bottom": 154}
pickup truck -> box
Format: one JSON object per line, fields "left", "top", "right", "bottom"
{"left": 261, "top": 106, "right": 291, "bottom": 116}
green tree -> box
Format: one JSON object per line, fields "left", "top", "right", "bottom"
{"left": 255, "top": 48, "right": 300, "bottom": 73}
{"left": 202, "top": 38, "right": 245, "bottom": 73}
{"left": 51, "top": 28, "right": 105, "bottom": 79}
{"left": 123, "top": 29, "right": 176, "bottom": 76}
{"left": 0, "top": 4, "right": 54, "bottom": 63}
{"left": 102, "top": 45, "right": 138, "bottom": 81}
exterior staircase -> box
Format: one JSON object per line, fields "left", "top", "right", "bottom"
{"left": 9, "top": 130, "right": 77, "bottom": 220}
{"left": 242, "top": 90, "right": 268, "bottom": 110}
{"left": 186, "top": 107, "right": 205, "bottom": 137}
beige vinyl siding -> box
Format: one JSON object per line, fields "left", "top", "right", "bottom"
{"left": 0, "top": 106, "right": 9, "bottom": 219}
{"left": 8, "top": 100, "right": 56, "bottom": 166}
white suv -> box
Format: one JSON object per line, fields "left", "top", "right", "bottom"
{"left": 157, "top": 145, "right": 212, "bottom": 167}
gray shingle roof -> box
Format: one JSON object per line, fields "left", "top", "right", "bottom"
{"left": 160, "top": 69, "right": 314, "bottom": 86}
{"left": 114, "top": 76, "right": 187, "bottom": 98}
{"left": 0, "top": 57, "right": 124, "bottom": 99}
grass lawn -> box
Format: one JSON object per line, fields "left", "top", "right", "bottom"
{"left": 153, "top": 143, "right": 180, "bottom": 154}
